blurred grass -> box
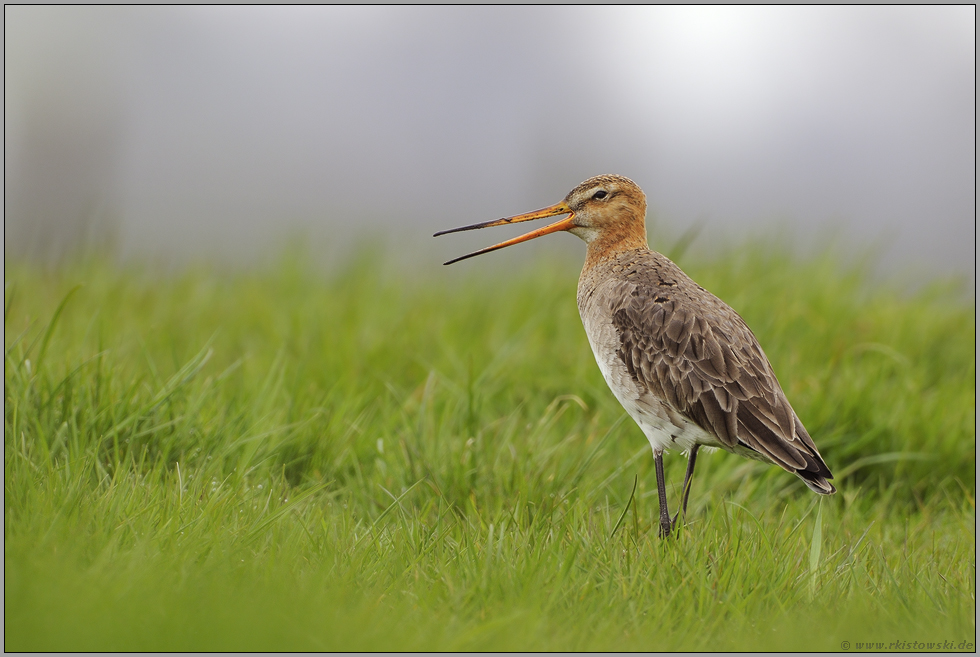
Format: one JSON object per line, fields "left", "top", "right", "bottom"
{"left": 4, "top": 240, "right": 975, "bottom": 650}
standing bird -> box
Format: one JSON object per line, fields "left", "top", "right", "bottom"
{"left": 435, "top": 175, "right": 834, "bottom": 537}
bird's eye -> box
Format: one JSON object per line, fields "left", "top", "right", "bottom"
{"left": 592, "top": 190, "right": 608, "bottom": 200}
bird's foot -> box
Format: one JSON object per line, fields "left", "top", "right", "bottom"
{"left": 658, "top": 514, "right": 673, "bottom": 539}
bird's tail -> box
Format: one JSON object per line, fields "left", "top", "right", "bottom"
{"left": 793, "top": 418, "right": 836, "bottom": 494}
{"left": 797, "top": 469, "right": 836, "bottom": 495}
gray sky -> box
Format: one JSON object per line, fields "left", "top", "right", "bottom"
{"left": 4, "top": 6, "right": 976, "bottom": 281}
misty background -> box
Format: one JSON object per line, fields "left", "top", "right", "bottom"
{"left": 4, "top": 6, "right": 975, "bottom": 281}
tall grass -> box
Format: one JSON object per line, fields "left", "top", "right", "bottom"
{"left": 4, "top": 242, "right": 975, "bottom": 650}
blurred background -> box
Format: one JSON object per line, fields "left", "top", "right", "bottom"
{"left": 4, "top": 6, "right": 975, "bottom": 281}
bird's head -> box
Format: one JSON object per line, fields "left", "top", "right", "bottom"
{"left": 435, "top": 174, "right": 648, "bottom": 265}
{"left": 562, "top": 174, "right": 647, "bottom": 245}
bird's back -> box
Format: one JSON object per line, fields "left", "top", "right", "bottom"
{"left": 577, "top": 248, "right": 835, "bottom": 494}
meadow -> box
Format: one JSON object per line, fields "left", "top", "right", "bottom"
{"left": 4, "top": 238, "right": 975, "bottom": 651}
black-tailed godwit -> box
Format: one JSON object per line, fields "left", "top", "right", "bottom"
{"left": 435, "top": 174, "right": 835, "bottom": 537}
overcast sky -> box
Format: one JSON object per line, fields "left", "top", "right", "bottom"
{"left": 4, "top": 6, "right": 975, "bottom": 280}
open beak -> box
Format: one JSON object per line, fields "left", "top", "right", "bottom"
{"left": 433, "top": 201, "right": 575, "bottom": 265}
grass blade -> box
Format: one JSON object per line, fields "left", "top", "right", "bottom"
{"left": 609, "top": 474, "right": 637, "bottom": 539}
{"left": 33, "top": 283, "right": 82, "bottom": 373}
{"left": 808, "top": 499, "right": 823, "bottom": 599}
{"left": 242, "top": 482, "right": 331, "bottom": 545}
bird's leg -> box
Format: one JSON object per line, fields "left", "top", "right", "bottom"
{"left": 681, "top": 445, "right": 700, "bottom": 518}
{"left": 672, "top": 445, "right": 700, "bottom": 531}
{"left": 654, "top": 449, "right": 672, "bottom": 538}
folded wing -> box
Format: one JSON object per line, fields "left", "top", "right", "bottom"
{"left": 608, "top": 271, "right": 835, "bottom": 494}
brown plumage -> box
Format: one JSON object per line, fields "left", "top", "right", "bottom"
{"left": 436, "top": 174, "right": 835, "bottom": 537}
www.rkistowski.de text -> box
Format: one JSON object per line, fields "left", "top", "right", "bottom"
{"left": 841, "top": 640, "right": 973, "bottom": 651}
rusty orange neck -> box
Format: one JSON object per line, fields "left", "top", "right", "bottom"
{"left": 583, "top": 224, "right": 649, "bottom": 271}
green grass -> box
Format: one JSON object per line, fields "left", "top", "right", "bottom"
{"left": 5, "top": 241, "right": 975, "bottom": 651}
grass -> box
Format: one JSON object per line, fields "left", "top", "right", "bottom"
{"left": 4, "top": 239, "right": 976, "bottom": 651}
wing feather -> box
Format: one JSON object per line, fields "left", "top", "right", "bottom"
{"left": 603, "top": 253, "right": 834, "bottom": 493}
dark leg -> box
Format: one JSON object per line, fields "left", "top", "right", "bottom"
{"left": 654, "top": 450, "right": 672, "bottom": 538}
{"left": 672, "top": 445, "right": 700, "bottom": 530}
{"left": 681, "top": 445, "right": 700, "bottom": 517}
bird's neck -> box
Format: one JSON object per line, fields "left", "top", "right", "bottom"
{"left": 582, "top": 226, "right": 650, "bottom": 270}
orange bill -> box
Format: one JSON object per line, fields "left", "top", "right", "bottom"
{"left": 434, "top": 201, "right": 575, "bottom": 265}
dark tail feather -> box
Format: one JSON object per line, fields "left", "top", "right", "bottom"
{"left": 796, "top": 449, "right": 836, "bottom": 494}
{"left": 797, "top": 470, "right": 836, "bottom": 495}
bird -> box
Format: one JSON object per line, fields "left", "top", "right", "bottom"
{"left": 434, "top": 174, "right": 835, "bottom": 537}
